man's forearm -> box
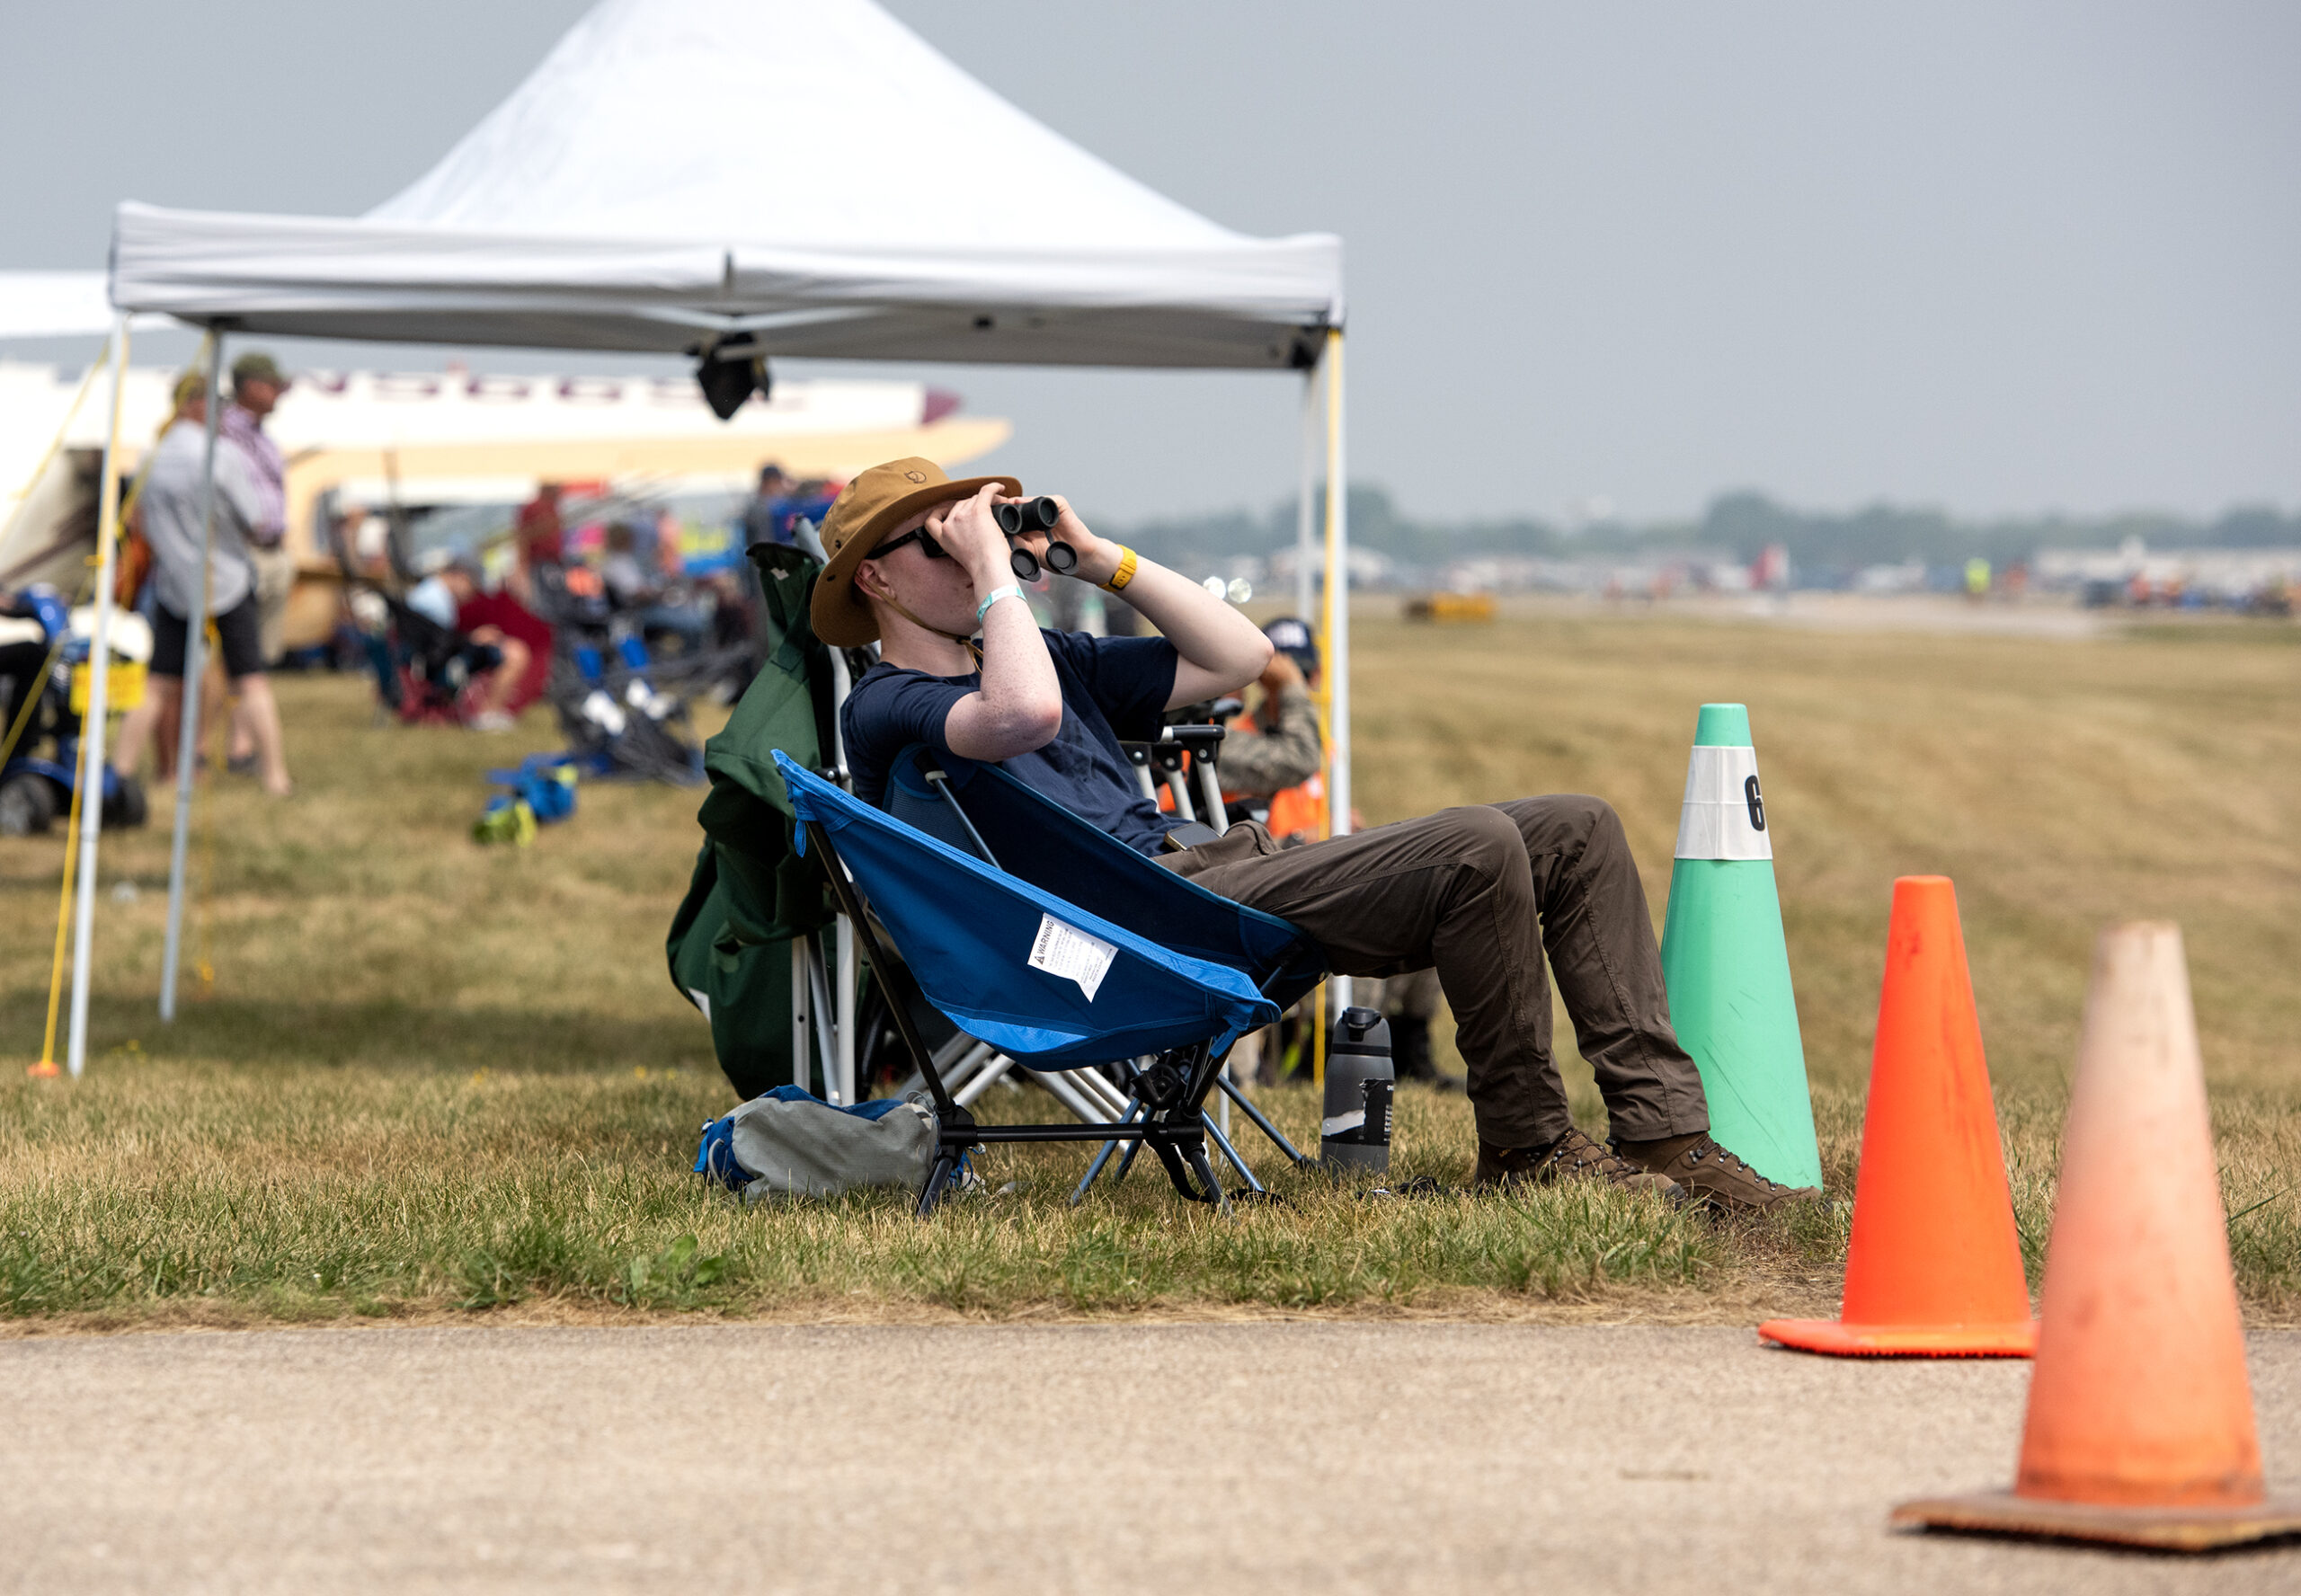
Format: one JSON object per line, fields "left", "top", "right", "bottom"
{"left": 975, "top": 590, "right": 1058, "bottom": 723}
{"left": 943, "top": 561, "right": 1063, "bottom": 759}
{"left": 1072, "top": 545, "right": 1269, "bottom": 699}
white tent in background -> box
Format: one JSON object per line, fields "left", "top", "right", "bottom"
{"left": 98, "top": 0, "right": 1355, "bottom": 1086}
{"left": 0, "top": 271, "right": 141, "bottom": 341}
{"left": 109, "top": 0, "right": 1341, "bottom": 367}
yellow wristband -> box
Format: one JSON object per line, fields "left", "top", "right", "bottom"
{"left": 1103, "top": 545, "right": 1139, "bottom": 592}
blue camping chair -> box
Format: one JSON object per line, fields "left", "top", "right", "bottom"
{"left": 774, "top": 749, "right": 1327, "bottom": 1215}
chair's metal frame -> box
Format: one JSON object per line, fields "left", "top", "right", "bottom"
{"left": 787, "top": 642, "right": 861, "bottom": 1104}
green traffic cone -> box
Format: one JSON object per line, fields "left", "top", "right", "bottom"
{"left": 1657, "top": 703, "right": 1823, "bottom": 1189}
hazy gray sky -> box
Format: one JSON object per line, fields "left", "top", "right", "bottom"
{"left": 4, "top": 1, "right": 2296, "bottom": 525}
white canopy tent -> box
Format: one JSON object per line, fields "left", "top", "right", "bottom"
{"left": 109, "top": 0, "right": 1341, "bottom": 368}
{"left": 95, "top": 0, "right": 1354, "bottom": 1078}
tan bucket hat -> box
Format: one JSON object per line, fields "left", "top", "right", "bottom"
{"left": 809, "top": 457, "right": 1021, "bottom": 647}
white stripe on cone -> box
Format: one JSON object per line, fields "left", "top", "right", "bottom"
{"left": 1675, "top": 745, "right": 1772, "bottom": 861}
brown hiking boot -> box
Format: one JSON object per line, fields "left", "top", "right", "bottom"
{"left": 1475, "top": 1128, "right": 1685, "bottom": 1201}
{"left": 1612, "top": 1131, "right": 1822, "bottom": 1215}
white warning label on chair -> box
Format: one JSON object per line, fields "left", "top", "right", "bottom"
{"left": 1674, "top": 745, "right": 1773, "bottom": 860}
{"left": 1028, "top": 914, "right": 1117, "bottom": 1001}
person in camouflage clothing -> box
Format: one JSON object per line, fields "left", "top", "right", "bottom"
{"left": 1219, "top": 616, "right": 1325, "bottom": 829}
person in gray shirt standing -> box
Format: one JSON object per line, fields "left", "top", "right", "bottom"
{"left": 114, "top": 372, "right": 292, "bottom": 796}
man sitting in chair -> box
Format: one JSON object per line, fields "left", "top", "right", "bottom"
{"left": 819, "top": 459, "right": 1816, "bottom": 1213}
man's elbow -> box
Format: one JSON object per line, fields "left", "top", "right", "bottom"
{"left": 987, "top": 694, "right": 1064, "bottom": 758}
{"left": 946, "top": 690, "right": 1065, "bottom": 763}
{"left": 1219, "top": 634, "right": 1275, "bottom": 695}
{"left": 1018, "top": 693, "right": 1065, "bottom": 747}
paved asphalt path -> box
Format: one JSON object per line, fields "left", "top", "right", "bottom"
{"left": 4, "top": 1323, "right": 2297, "bottom": 1593}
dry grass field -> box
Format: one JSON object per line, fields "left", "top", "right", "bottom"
{"left": 2, "top": 601, "right": 2295, "bottom": 1330}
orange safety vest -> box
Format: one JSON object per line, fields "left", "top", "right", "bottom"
{"left": 1266, "top": 771, "right": 1328, "bottom": 839}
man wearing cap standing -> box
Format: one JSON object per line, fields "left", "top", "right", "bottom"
{"left": 822, "top": 459, "right": 1814, "bottom": 1212}
{"left": 221, "top": 352, "right": 295, "bottom": 776}
{"left": 222, "top": 354, "right": 292, "bottom": 655}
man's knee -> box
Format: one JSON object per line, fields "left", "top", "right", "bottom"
{"left": 1443, "top": 802, "right": 1526, "bottom": 874}
{"left": 1559, "top": 794, "right": 1622, "bottom": 847}
{"left": 1494, "top": 792, "right": 1624, "bottom": 852}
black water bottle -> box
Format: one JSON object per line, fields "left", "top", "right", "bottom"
{"left": 1319, "top": 1006, "right": 1395, "bottom": 1174}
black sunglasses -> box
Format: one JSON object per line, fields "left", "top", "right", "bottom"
{"left": 874, "top": 525, "right": 950, "bottom": 561}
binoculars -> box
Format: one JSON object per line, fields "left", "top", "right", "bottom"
{"left": 995, "top": 497, "right": 1077, "bottom": 581}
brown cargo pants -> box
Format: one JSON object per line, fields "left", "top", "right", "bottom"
{"left": 1163, "top": 797, "right": 1710, "bottom": 1150}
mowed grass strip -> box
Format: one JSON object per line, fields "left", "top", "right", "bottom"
{"left": 4, "top": 1064, "right": 2293, "bottom": 1326}
{"left": 1, "top": 1068, "right": 1758, "bottom": 1326}
{"left": 2, "top": 606, "right": 2296, "bottom": 1328}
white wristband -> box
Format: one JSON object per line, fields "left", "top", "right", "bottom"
{"left": 975, "top": 583, "right": 1026, "bottom": 625}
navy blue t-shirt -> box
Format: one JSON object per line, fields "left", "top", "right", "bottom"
{"left": 842, "top": 629, "right": 1178, "bottom": 855}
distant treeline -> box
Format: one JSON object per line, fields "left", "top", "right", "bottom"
{"left": 1115, "top": 488, "right": 2301, "bottom": 578}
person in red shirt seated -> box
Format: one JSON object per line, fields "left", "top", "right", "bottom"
{"left": 419, "top": 561, "right": 555, "bottom": 727}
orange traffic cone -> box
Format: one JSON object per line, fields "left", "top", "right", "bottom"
{"left": 1760, "top": 876, "right": 2036, "bottom": 1356}
{"left": 1895, "top": 922, "right": 2301, "bottom": 1549}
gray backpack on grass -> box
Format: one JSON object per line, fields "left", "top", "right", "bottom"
{"left": 694, "top": 1086, "right": 937, "bottom": 1202}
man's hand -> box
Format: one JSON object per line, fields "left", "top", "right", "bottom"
{"left": 998, "top": 494, "right": 1124, "bottom": 587}
{"left": 969, "top": 485, "right": 1272, "bottom": 708}
{"left": 936, "top": 482, "right": 1017, "bottom": 590}
{"left": 1257, "top": 650, "right": 1303, "bottom": 697}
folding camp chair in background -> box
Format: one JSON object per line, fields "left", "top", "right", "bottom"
{"left": 776, "top": 749, "right": 1324, "bottom": 1215}
{"left": 1123, "top": 721, "right": 1231, "bottom": 831}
